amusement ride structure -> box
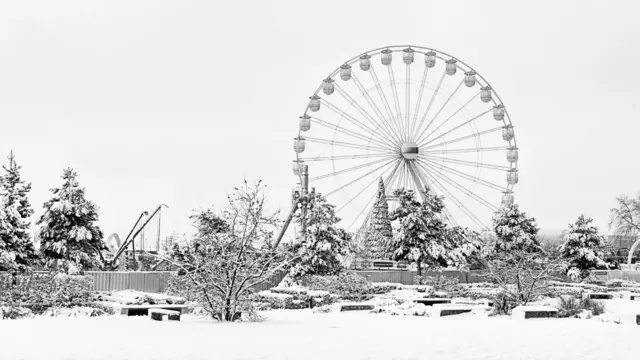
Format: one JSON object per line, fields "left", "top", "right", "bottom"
{"left": 103, "top": 204, "right": 168, "bottom": 270}
{"left": 276, "top": 45, "right": 519, "bottom": 246}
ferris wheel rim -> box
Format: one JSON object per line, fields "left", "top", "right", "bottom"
{"left": 293, "top": 44, "right": 518, "bottom": 231}
{"left": 296, "top": 45, "right": 517, "bottom": 165}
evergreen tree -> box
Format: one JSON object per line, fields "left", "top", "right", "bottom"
{"left": 388, "top": 187, "right": 478, "bottom": 275}
{"left": 0, "top": 151, "right": 39, "bottom": 272}
{"left": 288, "top": 192, "right": 350, "bottom": 278}
{"left": 365, "top": 178, "right": 394, "bottom": 260}
{"left": 560, "top": 215, "right": 612, "bottom": 280}
{"left": 491, "top": 203, "right": 541, "bottom": 255}
{"left": 37, "top": 168, "right": 107, "bottom": 273}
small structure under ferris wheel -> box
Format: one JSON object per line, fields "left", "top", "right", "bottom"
{"left": 280, "top": 45, "right": 519, "bottom": 243}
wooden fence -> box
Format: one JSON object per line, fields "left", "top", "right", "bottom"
{"left": 7, "top": 269, "right": 638, "bottom": 294}
{"left": 86, "top": 271, "right": 172, "bottom": 293}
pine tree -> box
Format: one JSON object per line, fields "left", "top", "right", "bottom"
{"left": 560, "top": 215, "right": 612, "bottom": 280}
{"left": 37, "top": 168, "right": 107, "bottom": 273}
{"left": 0, "top": 151, "right": 39, "bottom": 272}
{"left": 365, "top": 178, "right": 394, "bottom": 260}
{"left": 288, "top": 192, "right": 350, "bottom": 278}
{"left": 491, "top": 203, "right": 541, "bottom": 255}
{"left": 388, "top": 187, "right": 478, "bottom": 275}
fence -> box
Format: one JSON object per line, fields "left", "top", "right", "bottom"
{"left": 8, "top": 269, "right": 640, "bottom": 294}
{"left": 86, "top": 271, "right": 172, "bottom": 293}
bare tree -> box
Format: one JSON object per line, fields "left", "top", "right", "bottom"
{"left": 160, "top": 180, "right": 297, "bottom": 321}
{"left": 481, "top": 250, "right": 566, "bottom": 314}
{"left": 609, "top": 194, "right": 640, "bottom": 266}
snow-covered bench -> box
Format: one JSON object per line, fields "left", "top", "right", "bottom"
{"left": 149, "top": 309, "right": 180, "bottom": 322}
{"left": 413, "top": 298, "right": 451, "bottom": 306}
{"left": 582, "top": 292, "right": 613, "bottom": 300}
{"left": 630, "top": 294, "right": 640, "bottom": 301}
{"left": 121, "top": 304, "right": 188, "bottom": 316}
{"left": 332, "top": 303, "right": 375, "bottom": 312}
{"left": 511, "top": 306, "right": 558, "bottom": 320}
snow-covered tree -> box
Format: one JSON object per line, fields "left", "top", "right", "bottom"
{"left": 388, "top": 187, "right": 478, "bottom": 275}
{"left": 491, "top": 203, "right": 541, "bottom": 255}
{"left": 0, "top": 151, "right": 39, "bottom": 272}
{"left": 365, "top": 178, "right": 394, "bottom": 260}
{"left": 287, "top": 192, "right": 350, "bottom": 278}
{"left": 36, "top": 168, "right": 107, "bottom": 273}
{"left": 560, "top": 215, "right": 612, "bottom": 280}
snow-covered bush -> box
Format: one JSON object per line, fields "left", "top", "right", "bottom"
{"left": 370, "top": 282, "right": 400, "bottom": 294}
{"left": 0, "top": 273, "right": 94, "bottom": 313}
{"left": 414, "top": 274, "right": 460, "bottom": 293}
{"left": 555, "top": 296, "right": 605, "bottom": 318}
{"left": 305, "top": 271, "right": 372, "bottom": 301}
{"left": 0, "top": 306, "right": 33, "bottom": 319}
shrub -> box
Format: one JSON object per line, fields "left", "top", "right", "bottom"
{"left": 414, "top": 274, "right": 460, "bottom": 293}
{"left": 0, "top": 306, "right": 34, "bottom": 319}
{"left": 306, "top": 271, "right": 372, "bottom": 301}
{"left": 370, "top": 282, "right": 400, "bottom": 294}
{"left": 166, "top": 273, "right": 199, "bottom": 301}
{"left": 555, "top": 296, "right": 605, "bottom": 318}
{"left": 0, "top": 273, "right": 94, "bottom": 313}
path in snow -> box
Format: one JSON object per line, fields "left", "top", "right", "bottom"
{"left": 2, "top": 307, "right": 640, "bottom": 360}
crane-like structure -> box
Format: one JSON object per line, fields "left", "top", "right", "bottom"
{"left": 103, "top": 204, "right": 168, "bottom": 270}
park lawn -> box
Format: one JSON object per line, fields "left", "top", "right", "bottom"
{"left": 1, "top": 305, "right": 640, "bottom": 360}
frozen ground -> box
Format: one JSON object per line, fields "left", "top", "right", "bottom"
{"left": 2, "top": 302, "right": 640, "bottom": 360}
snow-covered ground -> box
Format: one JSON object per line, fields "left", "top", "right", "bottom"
{"left": 2, "top": 303, "right": 640, "bottom": 360}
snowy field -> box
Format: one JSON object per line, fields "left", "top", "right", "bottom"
{"left": 2, "top": 304, "right": 640, "bottom": 360}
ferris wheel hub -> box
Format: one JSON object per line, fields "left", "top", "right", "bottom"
{"left": 401, "top": 142, "right": 419, "bottom": 160}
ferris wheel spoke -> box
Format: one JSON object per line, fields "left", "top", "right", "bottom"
{"left": 419, "top": 157, "right": 507, "bottom": 193}
{"left": 336, "top": 160, "right": 398, "bottom": 213}
{"left": 415, "top": 161, "right": 487, "bottom": 228}
{"left": 299, "top": 152, "right": 395, "bottom": 162}
{"left": 320, "top": 99, "right": 396, "bottom": 149}
{"left": 416, "top": 91, "right": 480, "bottom": 146}
{"left": 311, "top": 116, "right": 396, "bottom": 151}
{"left": 419, "top": 154, "right": 511, "bottom": 171}
{"left": 418, "top": 107, "right": 493, "bottom": 148}
{"left": 420, "top": 146, "right": 510, "bottom": 155}
{"left": 310, "top": 156, "right": 397, "bottom": 182}
{"left": 387, "top": 65, "right": 404, "bottom": 140}
{"left": 405, "top": 64, "right": 411, "bottom": 142}
{"left": 369, "top": 66, "right": 404, "bottom": 141}
{"left": 421, "top": 126, "right": 503, "bottom": 151}
{"left": 304, "top": 136, "right": 391, "bottom": 153}
{"left": 415, "top": 79, "right": 466, "bottom": 144}
{"left": 418, "top": 159, "right": 504, "bottom": 207}
{"left": 408, "top": 161, "right": 458, "bottom": 227}
{"left": 409, "top": 66, "right": 430, "bottom": 142}
{"left": 348, "top": 194, "right": 376, "bottom": 231}
{"left": 349, "top": 73, "right": 403, "bottom": 144}
{"left": 325, "top": 158, "right": 398, "bottom": 197}
{"left": 413, "top": 69, "right": 447, "bottom": 141}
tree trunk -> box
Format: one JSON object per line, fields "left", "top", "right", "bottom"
{"left": 417, "top": 259, "right": 422, "bottom": 276}
{"left": 224, "top": 297, "right": 232, "bottom": 322}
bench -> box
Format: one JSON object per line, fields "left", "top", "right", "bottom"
{"left": 637, "top": 314, "right": 640, "bottom": 325}
{"left": 429, "top": 304, "right": 474, "bottom": 317}
{"left": 120, "top": 304, "right": 188, "bottom": 316}
{"left": 630, "top": 294, "right": 640, "bottom": 301}
{"left": 331, "top": 303, "right": 375, "bottom": 312}
{"left": 149, "top": 309, "right": 180, "bottom": 322}
{"left": 582, "top": 293, "right": 613, "bottom": 300}
{"left": 511, "top": 306, "right": 558, "bottom": 320}
{"left": 413, "top": 298, "right": 452, "bottom": 306}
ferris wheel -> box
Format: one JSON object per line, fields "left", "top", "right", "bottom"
{"left": 292, "top": 45, "right": 518, "bottom": 234}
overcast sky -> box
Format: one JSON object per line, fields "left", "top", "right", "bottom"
{"left": 1, "top": 0, "right": 639, "bottom": 243}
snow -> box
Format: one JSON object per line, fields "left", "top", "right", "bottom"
{"left": 2, "top": 306, "right": 640, "bottom": 360}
